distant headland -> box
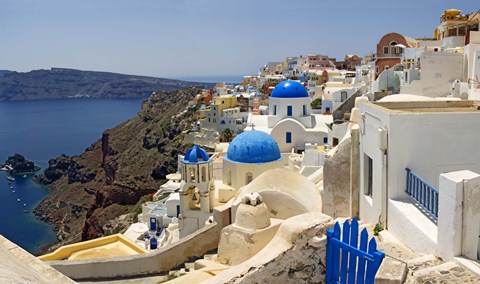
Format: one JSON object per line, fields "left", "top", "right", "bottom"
{"left": 0, "top": 68, "right": 215, "bottom": 101}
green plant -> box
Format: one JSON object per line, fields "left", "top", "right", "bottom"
{"left": 311, "top": 98, "right": 322, "bottom": 109}
{"left": 373, "top": 223, "right": 383, "bottom": 236}
{"left": 222, "top": 128, "right": 233, "bottom": 142}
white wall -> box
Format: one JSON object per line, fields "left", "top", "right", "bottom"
{"left": 268, "top": 97, "right": 313, "bottom": 128}
{"left": 401, "top": 51, "right": 463, "bottom": 97}
{"left": 358, "top": 105, "right": 390, "bottom": 226}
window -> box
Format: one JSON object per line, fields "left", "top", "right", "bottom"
{"left": 365, "top": 154, "right": 373, "bottom": 196}
{"left": 287, "top": 105, "right": 292, "bottom": 116}
{"left": 273, "top": 105, "right": 277, "bottom": 115}
{"left": 303, "top": 105, "right": 306, "bottom": 115}
{"left": 341, "top": 91, "right": 347, "bottom": 102}
{"left": 323, "top": 137, "right": 328, "bottom": 144}
{"left": 227, "top": 170, "right": 232, "bottom": 186}
{"left": 383, "top": 46, "right": 389, "bottom": 55}
{"left": 245, "top": 173, "right": 253, "bottom": 184}
{"left": 286, "top": 132, "right": 292, "bottom": 143}
{"left": 190, "top": 168, "right": 196, "bottom": 182}
{"left": 333, "top": 138, "right": 339, "bottom": 147}
{"left": 202, "top": 166, "right": 206, "bottom": 182}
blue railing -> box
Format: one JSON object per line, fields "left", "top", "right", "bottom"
{"left": 405, "top": 168, "right": 439, "bottom": 220}
{"left": 326, "top": 218, "right": 384, "bottom": 284}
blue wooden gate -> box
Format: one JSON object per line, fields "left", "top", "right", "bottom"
{"left": 326, "top": 218, "right": 385, "bottom": 284}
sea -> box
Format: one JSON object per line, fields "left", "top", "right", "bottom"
{"left": 0, "top": 98, "right": 144, "bottom": 255}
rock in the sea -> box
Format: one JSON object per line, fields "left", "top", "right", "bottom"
{"left": 2, "top": 153, "right": 40, "bottom": 174}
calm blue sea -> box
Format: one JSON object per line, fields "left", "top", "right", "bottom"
{"left": 0, "top": 98, "right": 143, "bottom": 255}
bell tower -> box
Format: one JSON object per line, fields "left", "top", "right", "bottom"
{"left": 178, "top": 145, "right": 214, "bottom": 238}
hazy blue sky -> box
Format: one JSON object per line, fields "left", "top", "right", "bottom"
{"left": 1, "top": 1, "right": 478, "bottom": 79}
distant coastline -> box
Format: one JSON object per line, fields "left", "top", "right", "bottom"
{"left": 0, "top": 68, "right": 215, "bottom": 101}
{"left": 174, "top": 74, "right": 245, "bottom": 84}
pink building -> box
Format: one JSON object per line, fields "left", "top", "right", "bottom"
{"left": 306, "top": 54, "right": 332, "bottom": 68}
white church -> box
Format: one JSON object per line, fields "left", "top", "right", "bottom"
{"left": 246, "top": 80, "right": 332, "bottom": 153}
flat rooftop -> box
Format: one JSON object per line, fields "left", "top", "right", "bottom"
{"left": 372, "top": 100, "right": 480, "bottom": 114}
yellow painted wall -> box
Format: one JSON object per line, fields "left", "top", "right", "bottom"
{"left": 213, "top": 96, "right": 237, "bottom": 114}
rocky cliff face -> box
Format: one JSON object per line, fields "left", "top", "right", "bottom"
{"left": 34, "top": 87, "right": 203, "bottom": 251}
{"left": 0, "top": 68, "right": 213, "bottom": 101}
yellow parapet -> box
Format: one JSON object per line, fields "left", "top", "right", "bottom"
{"left": 39, "top": 233, "right": 148, "bottom": 261}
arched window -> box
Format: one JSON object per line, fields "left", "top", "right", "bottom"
{"left": 202, "top": 166, "right": 206, "bottom": 182}
{"left": 245, "top": 172, "right": 253, "bottom": 184}
{"left": 227, "top": 170, "right": 232, "bottom": 186}
{"left": 190, "top": 168, "right": 196, "bottom": 182}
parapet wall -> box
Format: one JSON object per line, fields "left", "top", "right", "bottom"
{"left": 47, "top": 223, "right": 220, "bottom": 281}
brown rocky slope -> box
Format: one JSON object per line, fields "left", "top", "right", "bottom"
{"left": 34, "top": 86, "right": 203, "bottom": 251}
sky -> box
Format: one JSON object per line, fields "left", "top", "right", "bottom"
{"left": 0, "top": 0, "right": 478, "bottom": 79}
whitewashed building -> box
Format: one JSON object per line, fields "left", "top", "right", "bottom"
{"left": 247, "top": 80, "right": 332, "bottom": 153}
{"left": 357, "top": 97, "right": 480, "bottom": 261}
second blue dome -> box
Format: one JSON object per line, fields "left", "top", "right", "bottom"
{"left": 271, "top": 80, "right": 309, "bottom": 98}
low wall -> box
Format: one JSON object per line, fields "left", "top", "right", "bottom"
{"left": 388, "top": 199, "right": 437, "bottom": 255}
{"left": 40, "top": 234, "right": 147, "bottom": 261}
{"left": 0, "top": 235, "right": 76, "bottom": 284}
{"left": 47, "top": 223, "right": 220, "bottom": 281}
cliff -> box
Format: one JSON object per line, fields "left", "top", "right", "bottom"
{"left": 0, "top": 68, "right": 213, "bottom": 101}
{"left": 34, "top": 86, "right": 203, "bottom": 251}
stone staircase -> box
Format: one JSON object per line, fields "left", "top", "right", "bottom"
{"left": 373, "top": 230, "right": 480, "bottom": 283}
{"left": 405, "top": 255, "right": 480, "bottom": 283}
{"left": 164, "top": 253, "right": 221, "bottom": 283}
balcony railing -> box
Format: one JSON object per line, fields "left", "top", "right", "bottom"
{"left": 405, "top": 168, "right": 439, "bottom": 220}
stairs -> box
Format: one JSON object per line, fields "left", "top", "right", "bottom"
{"left": 404, "top": 255, "right": 480, "bottom": 283}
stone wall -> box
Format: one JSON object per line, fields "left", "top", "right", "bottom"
{"left": 204, "top": 212, "right": 333, "bottom": 284}
{"left": 322, "top": 136, "right": 352, "bottom": 218}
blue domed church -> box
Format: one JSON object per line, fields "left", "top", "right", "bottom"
{"left": 247, "top": 80, "right": 332, "bottom": 153}
{"left": 223, "top": 130, "right": 284, "bottom": 191}
{"left": 178, "top": 133, "right": 284, "bottom": 237}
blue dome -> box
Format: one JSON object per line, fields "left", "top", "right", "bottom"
{"left": 271, "top": 80, "right": 309, "bottom": 98}
{"left": 184, "top": 145, "right": 209, "bottom": 163}
{"left": 226, "top": 131, "right": 281, "bottom": 164}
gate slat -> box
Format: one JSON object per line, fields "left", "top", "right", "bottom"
{"left": 366, "top": 238, "right": 378, "bottom": 282}
{"left": 332, "top": 222, "right": 341, "bottom": 282}
{"left": 356, "top": 228, "right": 368, "bottom": 283}
{"left": 340, "top": 220, "right": 351, "bottom": 283}
{"left": 347, "top": 218, "right": 359, "bottom": 284}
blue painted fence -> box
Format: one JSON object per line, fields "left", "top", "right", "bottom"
{"left": 326, "top": 218, "right": 385, "bottom": 284}
{"left": 405, "top": 168, "right": 439, "bottom": 220}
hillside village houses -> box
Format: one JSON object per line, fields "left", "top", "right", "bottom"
{"left": 13, "top": 7, "right": 480, "bottom": 284}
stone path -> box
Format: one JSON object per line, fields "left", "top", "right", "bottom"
{"left": 375, "top": 229, "right": 480, "bottom": 283}
{"left": 405, "top": 256, "right": 480, "bottom": 283}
